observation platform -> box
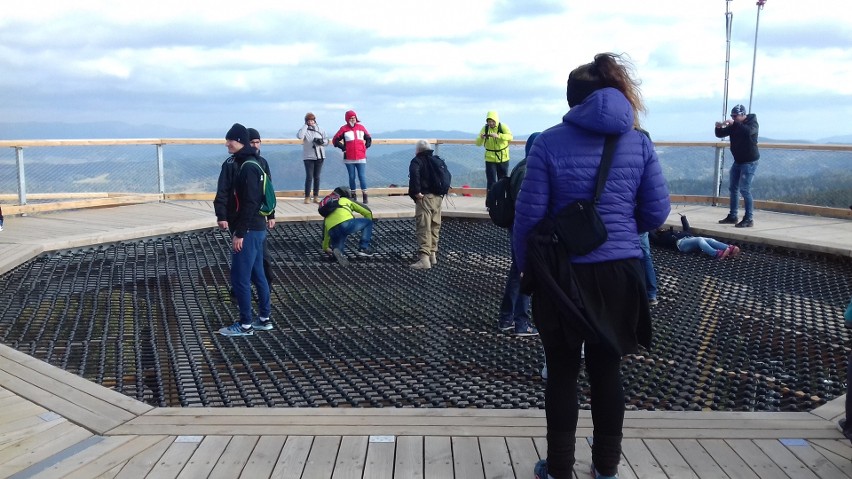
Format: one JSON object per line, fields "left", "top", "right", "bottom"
{"left": 0, "top": 195, "right": 851, "bottom": 478}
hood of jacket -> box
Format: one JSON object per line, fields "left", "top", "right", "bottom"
{"left": 563, "top": 87, "right": 634, "bottom": 135}
{"left": 345, "top": 110, "right": 358, "bottom": 122}
{"left": 486, "top": 110, "right": 500, "bottom": 123}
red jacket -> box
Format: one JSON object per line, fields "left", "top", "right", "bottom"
{"left": 332, "top": 110, "right": 371, "bottom": 162}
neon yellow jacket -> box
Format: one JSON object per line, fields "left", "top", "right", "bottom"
{"left": 475, "top": 110, "right": 513, "bottom": 163}
{"left": 322, "top": 197, "right": 373, "bottom": 250}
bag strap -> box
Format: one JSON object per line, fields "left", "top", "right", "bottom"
{"left": 592, "top": 135, "right": 618, "bottom": 204}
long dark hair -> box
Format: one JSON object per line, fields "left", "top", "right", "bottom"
{"left": 568, "top": 53, "right": 645, "bottom": 128}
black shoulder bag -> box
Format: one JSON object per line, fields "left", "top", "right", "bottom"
{"left": 553, "top": 134, "right": 619, "bottom": 256}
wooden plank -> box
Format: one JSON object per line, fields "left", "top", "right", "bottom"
{"left": 144, "top": 440, "right": 199, "bottom": 479}
{"left": 35, "top": 435, "right": 135, "bottom": 479}
{"left": 725, "top": 439, "right": 790, "bottom": 479}
{"left": 113, "top": 436, "right": 174, "bottom": 478}
{"left": 644, "top": 439, "right": 698, "bottom": 478}
{"left": 175, "top": 436, "right": 230, "bottom": 479}
{"left": 621, "top": 438, "right": 666, "bottom": 478}
{"left": 424, "top": 436, "right": 453, "bottom": 479}
{"left": 784, "top": 439, "right": 849, "bottom": 479}
{"left": 505, "top": 437, "right": 539, "bottom": 479}
{"left": 270, "top": 435, "right": 312, "bottom": 479}
{"left": 209, "top": 435, "right": 258, "bottom": 479}
{"left": 0, "top": 422, "right": 92, "bottom": 477}
{"left": 451, "top": 436, "right": 484, "bottom": 479}
{"left": 240, "top": 435, "right": 286, "bottom": 478}
{"left": 478, "top": 437, "right": 514, "bottom": 479}
{"left": 394, "top": 436, "right": 423, "bottom": 479}
{"left": 61, "top": 435, "right": 169, "bottom": 479}
{"left": 331, "top": 436, "right": 368, "bottom": 479}
{"left": 671, "top": 439, "right": 730, "bottom": 479}
{"left": 752, "top": 439, "right": 819, "bottom": 479}
{"left": 363, "top": 438, "right": 395, "bottom": 479}
{"left": 699, "top": 439, "right": 760, "bottom": 479}
{"left": 809, "top": 440, "right": 852, "bottom": 477}
{"left": 301, "top": 436, "right": 340, "bottom": 479}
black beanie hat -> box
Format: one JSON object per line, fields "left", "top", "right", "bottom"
{"left": 225, "top": 123, "right": 249, "bottom": 144}
{"left": 248, "top": 128, "right": 261, "bottom": 141}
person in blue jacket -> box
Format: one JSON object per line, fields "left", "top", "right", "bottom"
{"left": 514, "top": 53, "right": 671, "bottom": 479}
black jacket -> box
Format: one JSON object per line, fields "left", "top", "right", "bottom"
{"left": 408, "top": 149, "right": 439, "bottom": 199}
{"left": 715, "top": 114, "right": 760, "bottom": 163}
{"left": 229, "top": 146, "right": 271, "bottom": 237}
{"left": 214, "top": 148, "right": 275, "bottom": 225}
{"left": 648, "top": 215, "right": 692, "bottom": 250}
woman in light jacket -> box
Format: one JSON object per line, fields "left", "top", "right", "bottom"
{"left": 513, "top": 53, "right": 671, "bottom": 479}
{"left": 297, "top": 112, "right": 328, "bottom": 204}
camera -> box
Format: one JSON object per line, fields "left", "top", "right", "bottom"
{"left": 313, "top": 138, "right": 324, "bottom": 146}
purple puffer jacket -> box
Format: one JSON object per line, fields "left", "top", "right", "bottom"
{"left": 513, "top": 87, "right": 671, "bottom": 273}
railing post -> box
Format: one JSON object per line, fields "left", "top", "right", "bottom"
{"left": 156, "top": 144, "right": 166, "bottom": 200}
{"left": 712, "top": 146, "right": 725, "bottom": 206}
{"left": 15, "top": 147, "right": 27, "bottom": 205}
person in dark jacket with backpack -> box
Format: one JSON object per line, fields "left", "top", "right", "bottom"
{"left": 216, "top": 123, "right": 273, "bottom": 337}
{"left": 514, "top": 53, "right": 670, "bottom": 479}
{"left": 497, "top": 132, "right": 539, "bottom": 336}
{"left": 408, "top": 140, "right": 443, "bottom": 270}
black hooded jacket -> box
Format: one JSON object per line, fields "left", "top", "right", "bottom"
{"left": 214, "top": 147, "right": 275, "bottom": 227}
{"left": 227, "top": 146, "right": 271, "bottom": 237}
{"left": 715, "top": 113, "right": 760, "bottom": 163}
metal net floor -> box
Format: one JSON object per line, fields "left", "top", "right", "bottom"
{"left": 1, "top": 218, "right": 850, "bottom": 412}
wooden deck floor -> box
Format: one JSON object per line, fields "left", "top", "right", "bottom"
{"left": 0, "top": 196, "right": 851, "bottom": 478}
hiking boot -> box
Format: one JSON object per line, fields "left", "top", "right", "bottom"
{"left": 362, "top": 192, "right": 368, "bottom": 204}
{"left": 429, "top": 253, "right": 437, "bottom": 266}
{"left": 498, "top": 318, "right": 514, "bottom": 332}
{"left": 514, "top": 325, "right": 539, "bottom": 337}
{"left": 218, "top": 322, "right": 253, "bottom": 336}
{"left": 313, "top": 196, "right": 320, "bottom": 203}
{"left": 718, "top": 215, "right": 738, "bottom": 224}
{"left": 251, "top": 317, "right": 273, "bottom": 331}
{"left": 356, "top": 247, "right": 375, "bottom": 257}
{"left": 410, "top": 253, "right": 431, "bottom": 270}
{"left": 304, "top": 197, "right": 311, "bottom": 204}
{"left": 735, "top": 218, "right": 753, "bottom": 228}
{"left": 533, "top": 459, "right": 549, "bottom": 479}
{"left": 332, "top": 248, "right": 350, "bottom": 266}
{"left": 590, "top": 462, "right": 618, "bottom": 478}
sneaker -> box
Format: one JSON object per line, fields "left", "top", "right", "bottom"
{"left": 304, "top": 197, "right": 311, "bottom": 204}
{"left": 715, "top": 249, "right": 728, "bottom": 260}
{"left": 514, "top": 325, "right": 539, "bottom": 337}
{"left": 498, "top": 319, "right": 514, "bottom": 332}
{"left": 648, "top": 297, "right": 659, "bottom": 306}
{"left": 541, "top": 363, "right": 548, "bottom": 380}
{"left": 718, "top": 215, "right": 738, "bottom": 224}
{"left": 590, "top": 462, "right": 618, "bottom": 479}
{"left": 218, "top": 322, "right": 253, "bottom": 336}
{"left": 251, "top": 317, "right": 273, "bottom": 331}
{"left": 735, "top": 218, "right": 753, "bottom": 228}
{"left": 533, "top": 459, "right": 549, "bottom": 479}
{"left": 356, "top": 247, "right": 375, "bottom": 257}
{"left": 726, "top": 245, "right": 741, "bottom": 257}
{"left": 313, "top": 196, "right": 320, "bottom": 203}
{"left": 332, "top": 248, "right": 350, "bottom": 266}
{"left": 0, "top": 220, "right": 4, "bottom": 232}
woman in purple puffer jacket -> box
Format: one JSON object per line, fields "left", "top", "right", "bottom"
{"left": 514, "top": 53, "right": 670, "bottom": 479}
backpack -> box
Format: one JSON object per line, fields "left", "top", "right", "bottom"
{"left": 425, "top": 154, "right": 452, "bottom": 196}
{"left": 486, "top": 159, "right": 526, "bottom": 228}
{"left": 317, "top": 193, "right": 341, "bottom": 217}
{"left": 240, "top": 160, "right": 276, "bottom": 216}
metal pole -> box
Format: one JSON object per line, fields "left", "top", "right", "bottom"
{"left": 156, "top": 144, "right": 166, "bottom": 200}
{"left": 748, "top": 0, "right": 767, "bottom": 112}
{"left": 716, "top": 0, "right": 734, "bottom": 199}
{"left": 15, "top": 147, "right": 27, "bottom": 205}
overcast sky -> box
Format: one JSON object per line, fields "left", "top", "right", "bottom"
{"left": 2, "top": 0, "right": 850, "bottom": 141}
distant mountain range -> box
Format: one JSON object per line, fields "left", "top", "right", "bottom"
{"left": 4, "top": 121, "right": 851, "bottom": 144}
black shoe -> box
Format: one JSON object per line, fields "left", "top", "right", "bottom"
{"left": 356, "top": 247, "right": 375, "bottom": 257}
{"left": 718, "top": 215, "right": 738, "bottom": 224}
{"left": 735, "top": 218, "right": 753, "bottom": 228}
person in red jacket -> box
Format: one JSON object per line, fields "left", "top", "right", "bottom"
{"left": 332, "top": 110, "right": 372, "bottom": 203}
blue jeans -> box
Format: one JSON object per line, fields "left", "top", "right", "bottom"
{"left": 677, "top": 236, "right": 728, "bottom": 257}
{"left": 231, "top": 229, "right": 271, "bottom": 326}
{"left": 485, "top": 162, "right": 509, "bottom": 190}
{"left": 345, "top": 163, "right": 367, "bottom": 191}
{"left": 728, "top": 161, "right": 758, "bottom": 220}
{"left": 329, "top": 218, "right": 373, "bottom": 251}
{"left": 638, "top": 232, "right": 657, "bottom": 300}
{"left": 499, "top": 248, "right": 531, "bottom": 329}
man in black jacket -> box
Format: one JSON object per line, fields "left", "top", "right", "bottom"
{"left": 407, "top": 140, "right": 443, "bottom": 270}
{"left": 214, "top": 128, "right": 276, "bottom": 289}
{"left": 216, "top": 123, "right": 273, "bottom": 336}
{"left": 715, "top": 104, "right": 760, "bottom": 228}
